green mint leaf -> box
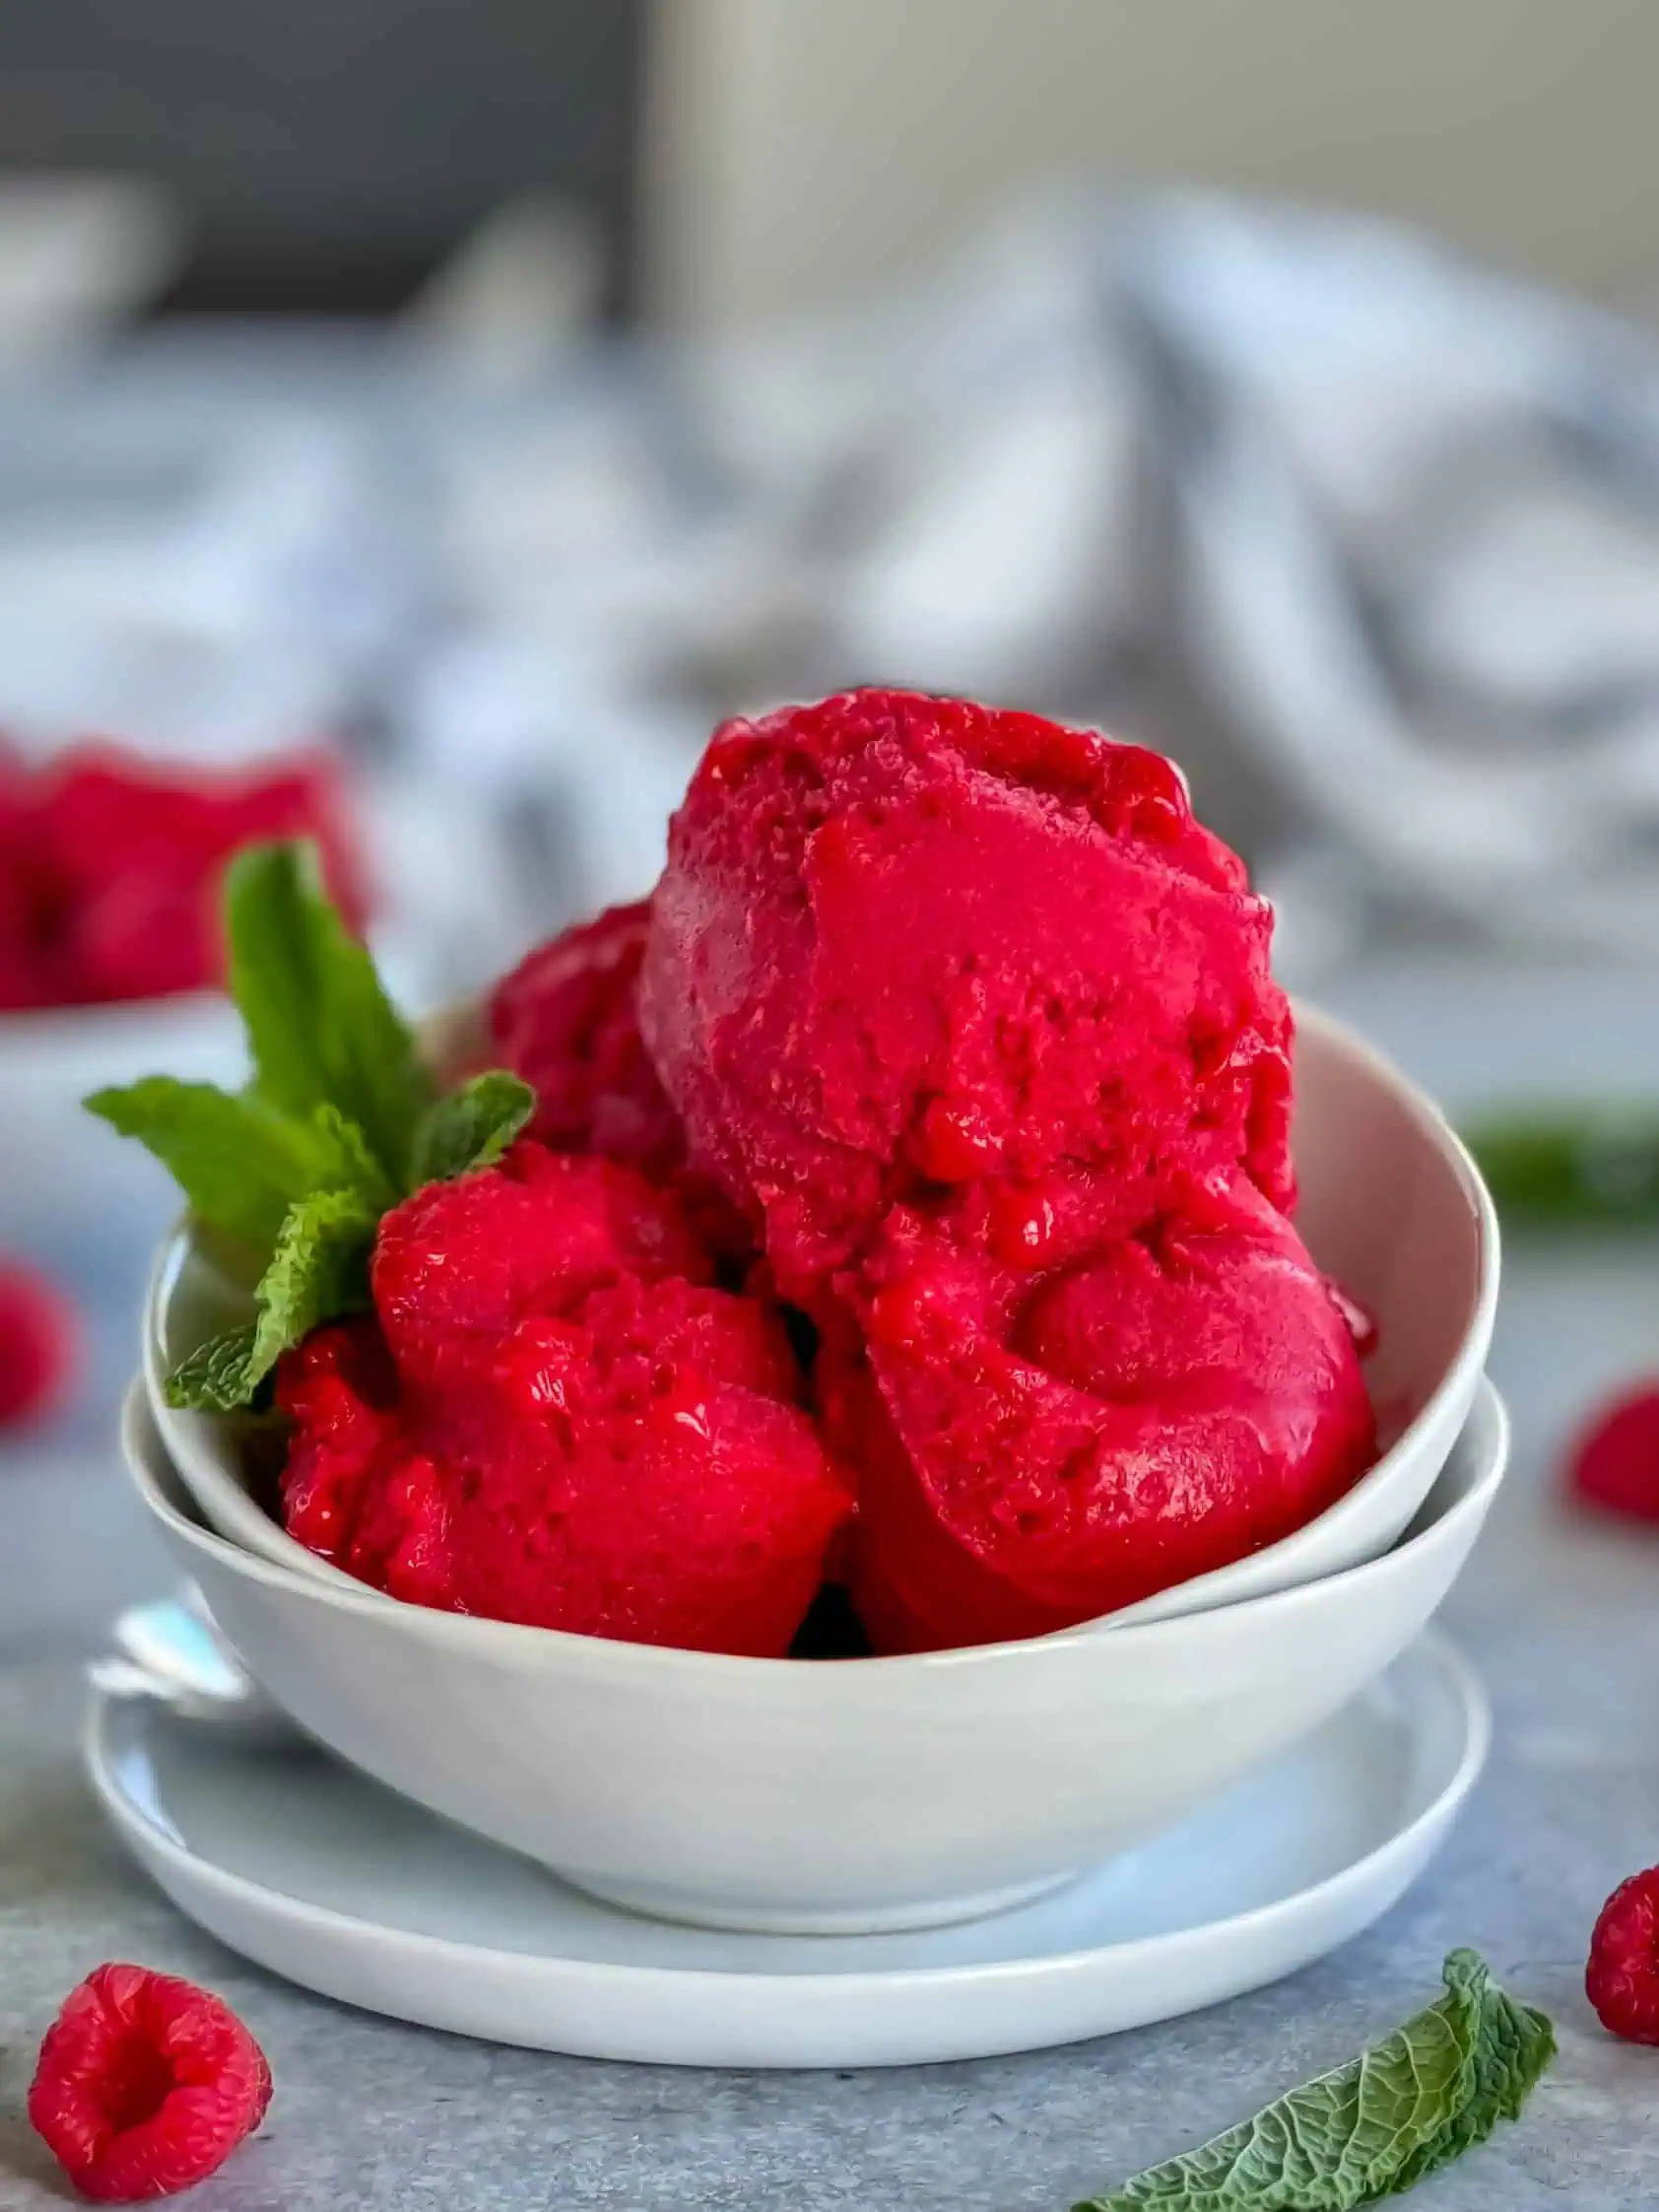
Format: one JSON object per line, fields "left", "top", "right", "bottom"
{"left": 226, "top": 839, "right": 433, "bottom": 1187}
{"left": 308, "top": 1103, "right": 400, "bottom": 1213}
{"left": 164, "top": 1324, "right": 265, "bottom": 1413}
{"left": 1383, "top": 1954, "right": 1556, "bottom": 2196}
{"left": 165, "top": 1186, "right": 376, "bottom": 1411}
{"left": 86, "top": 1079, "right": 395, "bottom": 1245}
{"left": 1079, "top": 1953, "right": 1553, "bottom": 2212}
{"left": 411, "top": 1071, "right": 535, "bottom": 1186}
{"left": 86, "top": 1080, "right": 341, "bottom": 1248}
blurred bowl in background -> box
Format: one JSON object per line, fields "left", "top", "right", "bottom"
{"left": 0, "top": 992, "right": 240, "bottom": 1258}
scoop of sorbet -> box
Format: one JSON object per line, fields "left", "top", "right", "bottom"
{"left": 490, "top": 902, "right": 682, "bottom": 1176}
{"left": 641, "top": 688, "right": 1294, "bottom": 1299}
{"left": 638, "top": 690, "right": 1372, "bottom": 1651}
{"left": 278, "top": 1143, "right": 850, "bottom": 1654}
{"left": 831, "top": 1173, "right": 1374, "bottom": 1650}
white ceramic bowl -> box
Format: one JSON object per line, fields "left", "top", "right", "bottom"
{"left": 123, "top": 1374, "right": 1508, "bottom": 1936}
{"left": 145, "top": 1003, "right": 1498, "bottom": 1624}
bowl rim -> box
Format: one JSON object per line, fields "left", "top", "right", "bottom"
{"left": 123, "top": 1374, "right": 1509, "bottom": 1686}
{"left": 1281, "top": 998, "right": 1499, "bottom": 1456}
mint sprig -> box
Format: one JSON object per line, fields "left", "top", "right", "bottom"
{"left": 412, "top": 1069, "right": 540, "bottom": 1187}
{"left": 1079, "top": 1952, "right": 1554, "bottom": 2211}
{"left": 87, "top": 838, "right": 535, "bottom": 1410}
{"left": 164, "top": 1187, "right": 378, "bottom": 1412}
{"left": 1462, "top": 1106, "right": 1659, "bottom": 1228}
{"left": 225, "top": 840, "right": 434, "bottom": 1188}
{"left": 86, "top": 1081, "right": 396, "bottom": 1249}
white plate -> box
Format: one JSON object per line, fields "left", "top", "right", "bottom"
{"left": 86, "top": 1630, "right": 1487, "bottom": 2069}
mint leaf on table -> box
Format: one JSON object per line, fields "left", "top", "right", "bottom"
{"left": 1462, "top": 1107, "right": 1659, "bottom": 1228}
{"left": 1078, "top": 1952, "right": 1554, "bottom": 2212}
{"left": 225, "top": 839, "right": 433, "bottom": 1189}
{"left": 87, "top": 836, "right": 537, "bottom": 1409}
{"left": 411, "top": 1070, "right": 535, "bottom": 1186}
{"left": 164, "top": 1187, "right": 377, "bottom": 1412}
{"left": 1382, "top": 1955, "right": 1556, "bottom": 2197}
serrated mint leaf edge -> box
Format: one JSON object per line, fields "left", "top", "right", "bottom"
{"left": 85, "top": 1078, "right": 332, "bottom": 1250}
{"left": 165, "top": 1186, "right": 376, "bottom": 1411}
{"left": 411, "top": 1069, "right": 535, "bottom": 1186}
{"left": 1078, "top": 1952, "right": 1553, "bottom": 2212}
{"left": 164, "top": 1324, "right": 265, "bottom": 1413}
{"left": 1382, "top": 1956, "right": 1557, "bottom": 2196}
{"left": 226, "top": 839, "right": 433, "bottom": 1187}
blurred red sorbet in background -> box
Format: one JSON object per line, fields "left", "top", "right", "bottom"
{"left": 0, "top": 743, "right": 365, "bottom": 1011}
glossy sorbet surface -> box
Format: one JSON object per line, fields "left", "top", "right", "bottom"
{"left": 279, "top": 689, "right": 1374, "bottom": 1653}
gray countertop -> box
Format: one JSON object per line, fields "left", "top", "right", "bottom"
{"left": 4, "top": 955, "right": 1659, "bottom": 2208}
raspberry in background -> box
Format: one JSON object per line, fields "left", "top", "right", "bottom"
{"left": 1564, "top": 1383, "right": 1659, "bottom": 1522}
{"left": 0, "top": 1258, "right": 79, "bottom": 1429}
{"left": 1587, "top": 1866, "right": 1659, "bottom": 2044}
{"left": 29, "top": 1963, "right": 271, "bottom": 2200}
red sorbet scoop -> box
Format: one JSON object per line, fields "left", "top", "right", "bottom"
{"left": 488, "top": 898, "right": 753, "bottom": 1265}
{"left": 278, "top": 1143, "right": 850, "bottom": 1654}
{"left": 637, "top": 689, "right": 1373, "bottom": 1651}
{"left": 833, "top": 1173, "right": 1375, "bottom": 1650}
{"left": 641, "top": 688, "right": 1294, "bottom": 1298}
{"left": 490, "top": 901, "right": 684, "bottom": 1176}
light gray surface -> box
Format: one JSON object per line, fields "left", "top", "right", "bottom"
{"left": 3, "top": 956, "right": 1659, "bottom": 2206}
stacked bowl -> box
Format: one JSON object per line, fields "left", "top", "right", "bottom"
{"left": 119, "top": 1004, "right": 1502, "bottom": 1939}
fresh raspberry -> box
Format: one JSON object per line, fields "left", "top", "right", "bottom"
{"left": 1565, "top": 1385, "right": 1659, "bottom": 1521}
{"left": 0, "top": 1259, "right": 79, "bottom": 1428}
{"left": 1587, "top": 1867, "right": 1659, "bottom": 2043}
{"left": 29, "top": 1964, "right": 271, "bottom": 2201}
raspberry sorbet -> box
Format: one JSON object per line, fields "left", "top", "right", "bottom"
{"left": 279, "top": 1146, "right": 849, "bottom": 1655}
{"left": 289, "top": 689, "right": 1373, "bottom": 1655}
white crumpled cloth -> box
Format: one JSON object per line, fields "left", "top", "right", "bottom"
{"left": 9, "top": 194, "right": 1659, "bottom": 989}
{"left": 431, "top": 191, "right": 1659, "bottom": 974}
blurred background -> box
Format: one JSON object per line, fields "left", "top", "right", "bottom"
{"left": 6, "top": 0, "right": 1659, "bottom": 1633}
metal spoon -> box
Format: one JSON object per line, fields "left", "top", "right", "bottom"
{"left": 89, "top": 1593, "right": 299, "bottom": 1750}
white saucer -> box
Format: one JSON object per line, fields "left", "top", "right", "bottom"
{"left": 87, "top": 1631, "right": 1487, "bottom": 2070}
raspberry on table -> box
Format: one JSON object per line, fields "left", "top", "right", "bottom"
{"left": 0, "top": 1258, "right": 79, "bottom": 1430}
{"left": 1587, "top": 1866, "right": 1659, "bottom": 2044}
{"left": 1564, "top": 1384, "right": 1659, "bottom": 1521}
{"left": 29, "top": 1963, "right": 271, "bottom": 2201}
